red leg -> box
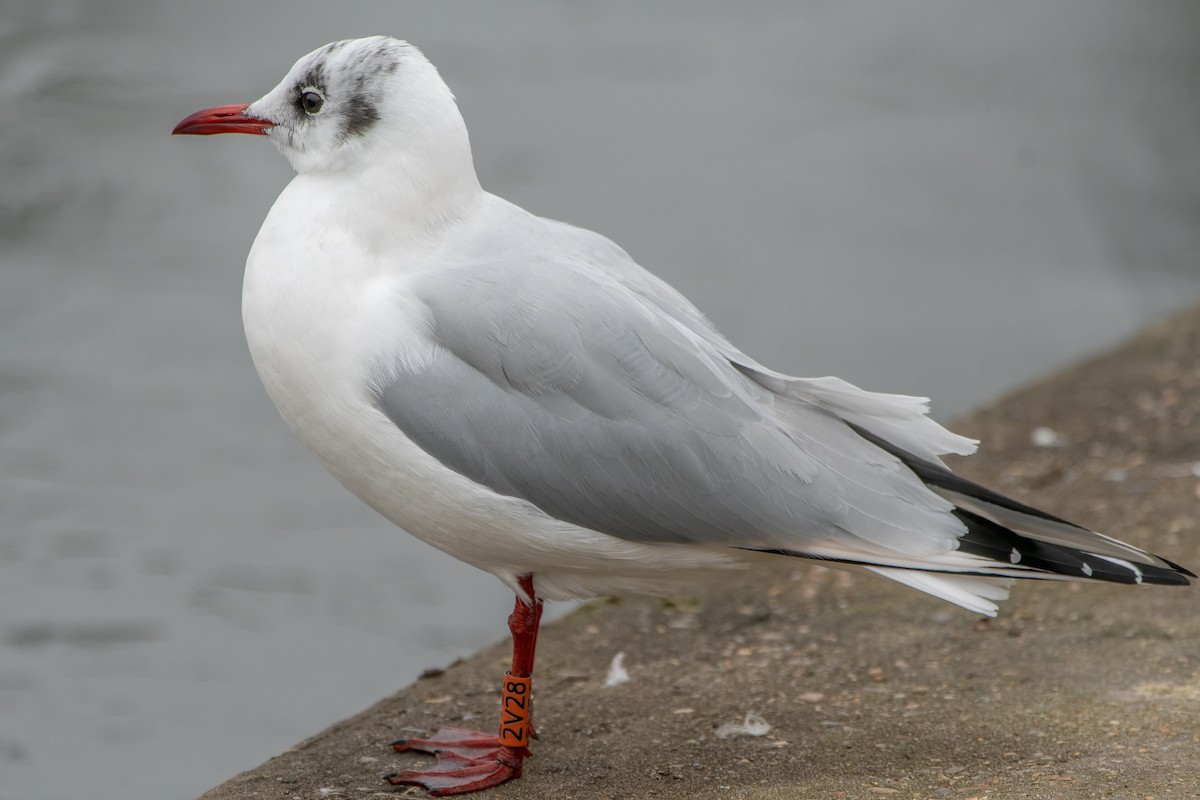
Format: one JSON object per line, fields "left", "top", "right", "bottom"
{"left": 526, "top": 597, "right": 544, "bottom": 740}
{"left": 387, "top": 575, "right": 543, "bottom": 796}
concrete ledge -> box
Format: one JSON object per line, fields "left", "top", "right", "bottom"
{"left": 201, "top": 304, "right": 1200, "bottom": 799}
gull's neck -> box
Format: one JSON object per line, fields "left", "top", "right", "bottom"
{"left": 283, "top": 110, "right": 483, "bottom": 250}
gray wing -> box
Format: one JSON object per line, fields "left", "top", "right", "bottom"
{"left": 375, "top": 253, "right": 962, "bottom": 557}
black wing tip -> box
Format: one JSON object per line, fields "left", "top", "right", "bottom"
{"left": 1110, "top": 559, "right": 1195, "bottom": 587}
{"left": 1140, "top": 570, "right": 1194, "bottom": 587}
{"left": 954, "top": 508, "right": 1195, "bottom": 586}
{"left": 1138, "top": 558, "right": 1196, "bottom": 586}
{"left": 1160, "top": 556, "right": 1198, "bottom": 581}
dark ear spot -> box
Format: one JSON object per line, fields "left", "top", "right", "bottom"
{"left": 340, "top": 91, "right": 380, "bottom": 139}
{"left": 338, "top": 62, "right": 392, "bottom": 139}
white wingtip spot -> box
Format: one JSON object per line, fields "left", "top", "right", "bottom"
{"left": 603, "top": 651, "right": 630, "bottom": 687}
{"left": 1081, "top": 562, "right": 1093, "bottom": 577}
{"left": 1009, "top": 548, "right": 1022, "bottom": 564}
{"left": 1088, "top": 554, "right": 1144, "bottom": 584}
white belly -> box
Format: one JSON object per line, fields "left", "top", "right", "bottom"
{"left": 239, "top": 185, "right": 744, "bottom": 600}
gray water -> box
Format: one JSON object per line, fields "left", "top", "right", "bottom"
{"left": 2, "top": 3, "right": 1198, "bottom": 799}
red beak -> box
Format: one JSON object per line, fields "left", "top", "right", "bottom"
{"left": 173, "top": 104, "right": 275, "bottom": 136}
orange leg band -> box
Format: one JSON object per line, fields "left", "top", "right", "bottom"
{"left": 497, "top": 673, "right": 532, "bottom": 748}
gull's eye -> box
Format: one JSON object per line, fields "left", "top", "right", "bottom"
{"left": 299, "top": 88, "right": 325, "bottom": 115}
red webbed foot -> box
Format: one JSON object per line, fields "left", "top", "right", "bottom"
{"left": 385, "top": 757, "right": 518, "bottom": 795}
{"left": 387, "top": 733, "right": 524, "bottom": 796}
{"left": 392, "top": 726, "right": 503, "bottom": 760}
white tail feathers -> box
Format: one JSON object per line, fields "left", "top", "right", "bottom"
{"left": 866, "top": 567, "right": 1012, "bottom": 616}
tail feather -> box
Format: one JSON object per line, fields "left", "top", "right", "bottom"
{"left": 865, "top": 569, "right": 1012, "bottom": 617}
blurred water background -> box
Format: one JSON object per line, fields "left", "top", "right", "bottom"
{"left": 1, "top": 2, "right": 1198, "bottom": 799}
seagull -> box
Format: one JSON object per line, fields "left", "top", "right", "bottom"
{"left": 173, "top": 36, "right": 1194, "bottom": 796}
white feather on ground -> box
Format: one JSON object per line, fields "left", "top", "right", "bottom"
{"left": 603, "top": 652, "right": 630, "bottom": 688}
{"left": 714, "top": 713, "right": 771, "bottom": 740}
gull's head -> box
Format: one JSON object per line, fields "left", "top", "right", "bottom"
{"left": 174, "top": 36, "right": 471, "bottom": 177}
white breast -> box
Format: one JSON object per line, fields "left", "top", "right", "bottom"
{"left": 242, "top": 178, "right": 477, "bottom": 551}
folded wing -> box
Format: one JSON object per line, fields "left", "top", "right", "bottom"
{"left": 376, "top": 254, "right": 965, "bottom": 559}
